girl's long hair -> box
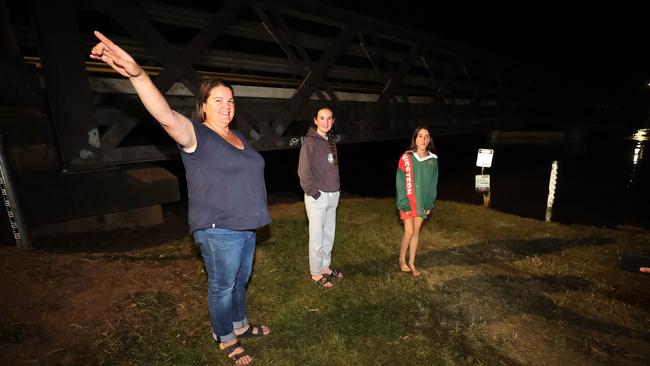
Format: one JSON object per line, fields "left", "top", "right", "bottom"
{"left": 407, "top": 126, "right": 436, "bottom": 154}
{"left": 313, "top": 105, "right": 338, "bottom": 166}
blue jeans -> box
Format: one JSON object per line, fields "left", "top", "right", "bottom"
{"left": 193, "top": 227, "right": 256, "bottom": 342}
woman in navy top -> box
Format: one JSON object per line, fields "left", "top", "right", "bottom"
{"left": 91, "top": 31, "right": 270, "bottom": 365}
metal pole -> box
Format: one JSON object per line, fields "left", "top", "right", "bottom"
{"left": 0, "top": 134, "right": 31, "bottom": 249}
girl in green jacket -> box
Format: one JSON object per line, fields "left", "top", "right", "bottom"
{"left": 396, "top": 127, "right": 439, "bottom": 276}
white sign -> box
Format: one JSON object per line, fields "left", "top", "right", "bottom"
{"left": 476, "top": 148, "right": 494, "bottom": 168}
{"left": 475, "top": 174, "right": 490, "bottom": 191}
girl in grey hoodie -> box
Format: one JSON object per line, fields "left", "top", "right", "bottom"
{"left": 298, "top": 106, "right": 343, "bottom": 287}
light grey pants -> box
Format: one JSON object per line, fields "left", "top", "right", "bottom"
{"left": 304, "top": 191, "right": 340, "bottom": 276}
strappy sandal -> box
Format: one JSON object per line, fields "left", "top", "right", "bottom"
{"left": 221, "top": 341, "right": 251, "bottom": 364}
{"left": 326, "top": 269, "right": 343, "bottom": 280}
{"left": 314, "top": 276, "right": 334, "bottom": 287}
{"left": 237, "top": 324, "right": 269, "bottom": 338}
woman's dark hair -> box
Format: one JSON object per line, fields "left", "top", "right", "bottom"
{"left": 195, "top": 78, "right": 234, "bottom": 122}
{"left": 408, "top": 126, "right": 436, "bottom": 153}
{"left": 313, "top": 105, "right": 338, "bottom": 166}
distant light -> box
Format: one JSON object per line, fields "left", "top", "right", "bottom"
{"left": 629, "top": 141, "right": 644, "bottom": 187}
{"left": 631, "top": 128, "right": 649, "bottom": 142}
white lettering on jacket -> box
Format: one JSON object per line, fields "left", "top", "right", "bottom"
{"left": 401, "top": 154, "right": 412, "bottom": 196}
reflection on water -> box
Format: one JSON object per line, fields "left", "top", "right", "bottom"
{"left": 633, "top": 142, "right": 643, "bottom": 165}
{"left": 628, "top": 128, "right": 647, "bottom": 188}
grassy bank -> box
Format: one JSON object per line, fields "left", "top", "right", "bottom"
{"left": 52, "top": 199, "right": 650, "bottom": 364}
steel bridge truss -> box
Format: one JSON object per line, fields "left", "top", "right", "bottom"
{"left": 11, "top": 0, "right": 531, "bottom": 170}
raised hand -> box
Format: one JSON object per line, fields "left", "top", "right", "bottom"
{"left": 89, "top": 31, "right": 143, "bottom": 78}
{"left": 89, "top": 31, "right": 195, "bottom": 149}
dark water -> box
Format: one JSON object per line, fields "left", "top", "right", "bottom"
{"left": 260, "top": 127, "right": 650, "bottom": 230}
{"left": 158, "top": 127, "right": 649, "bottom": 230}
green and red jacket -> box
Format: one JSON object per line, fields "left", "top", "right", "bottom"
{"left": 396, "top": 150, "right": 439, "bottom": 218}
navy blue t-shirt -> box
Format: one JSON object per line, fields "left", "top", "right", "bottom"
{"left": 180, "top": 119, "right": 271, "bottom": 233}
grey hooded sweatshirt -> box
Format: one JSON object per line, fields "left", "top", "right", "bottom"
{"left": 297, "top": 127, "right": 340, "bottom": 199}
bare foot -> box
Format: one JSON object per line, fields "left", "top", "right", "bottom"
{"left": 399, "top": 260, "right": 412, "bottom": 272}
{"left": 220, "top": 339, "right": 253, "bottom": 365}
{"left": 410, "top": 265, "right": 421, "bottom": 277}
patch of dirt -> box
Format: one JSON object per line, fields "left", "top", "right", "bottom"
{"left": 0, "top": 203, "right": 199, "bottom": 365}
{"left": 483, "top": 315, "right": 599, "bottom": 366}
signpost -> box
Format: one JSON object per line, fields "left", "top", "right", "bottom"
{"left": 475, "top": 174, "right": 490, "bottom": 192}
{"left": 476, "top": 148, "right": 494, "bottom": 171}
{"left": 475, "top": 148, "right": 494, "bottom": 207}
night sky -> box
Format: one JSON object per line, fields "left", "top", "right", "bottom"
{"left": 320, "top": 1, "right": 650, "bottom": 102}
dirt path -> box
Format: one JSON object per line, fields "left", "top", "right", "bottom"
{"left": 0, "top": 205, "right": 197, "bottom": 365}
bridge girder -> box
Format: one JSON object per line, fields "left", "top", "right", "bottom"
{"left": 8, "top": 0, "right": 530, "bottom": 169}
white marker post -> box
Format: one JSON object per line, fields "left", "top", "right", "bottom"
{"left": 545, "top": 161, "right": 558, "bottom": 222}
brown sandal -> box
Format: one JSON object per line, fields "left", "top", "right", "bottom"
{"left": 237, "top": 324, "right": 269, "bottom": 338}
{"left": 314, "top": 276, "right": 334, "bottom": 287}
{"left": 221, "top": 341, "right": 251, "bottom": 364}
{"left": 326, "top": 269, "right": 343, "bottom": 280}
